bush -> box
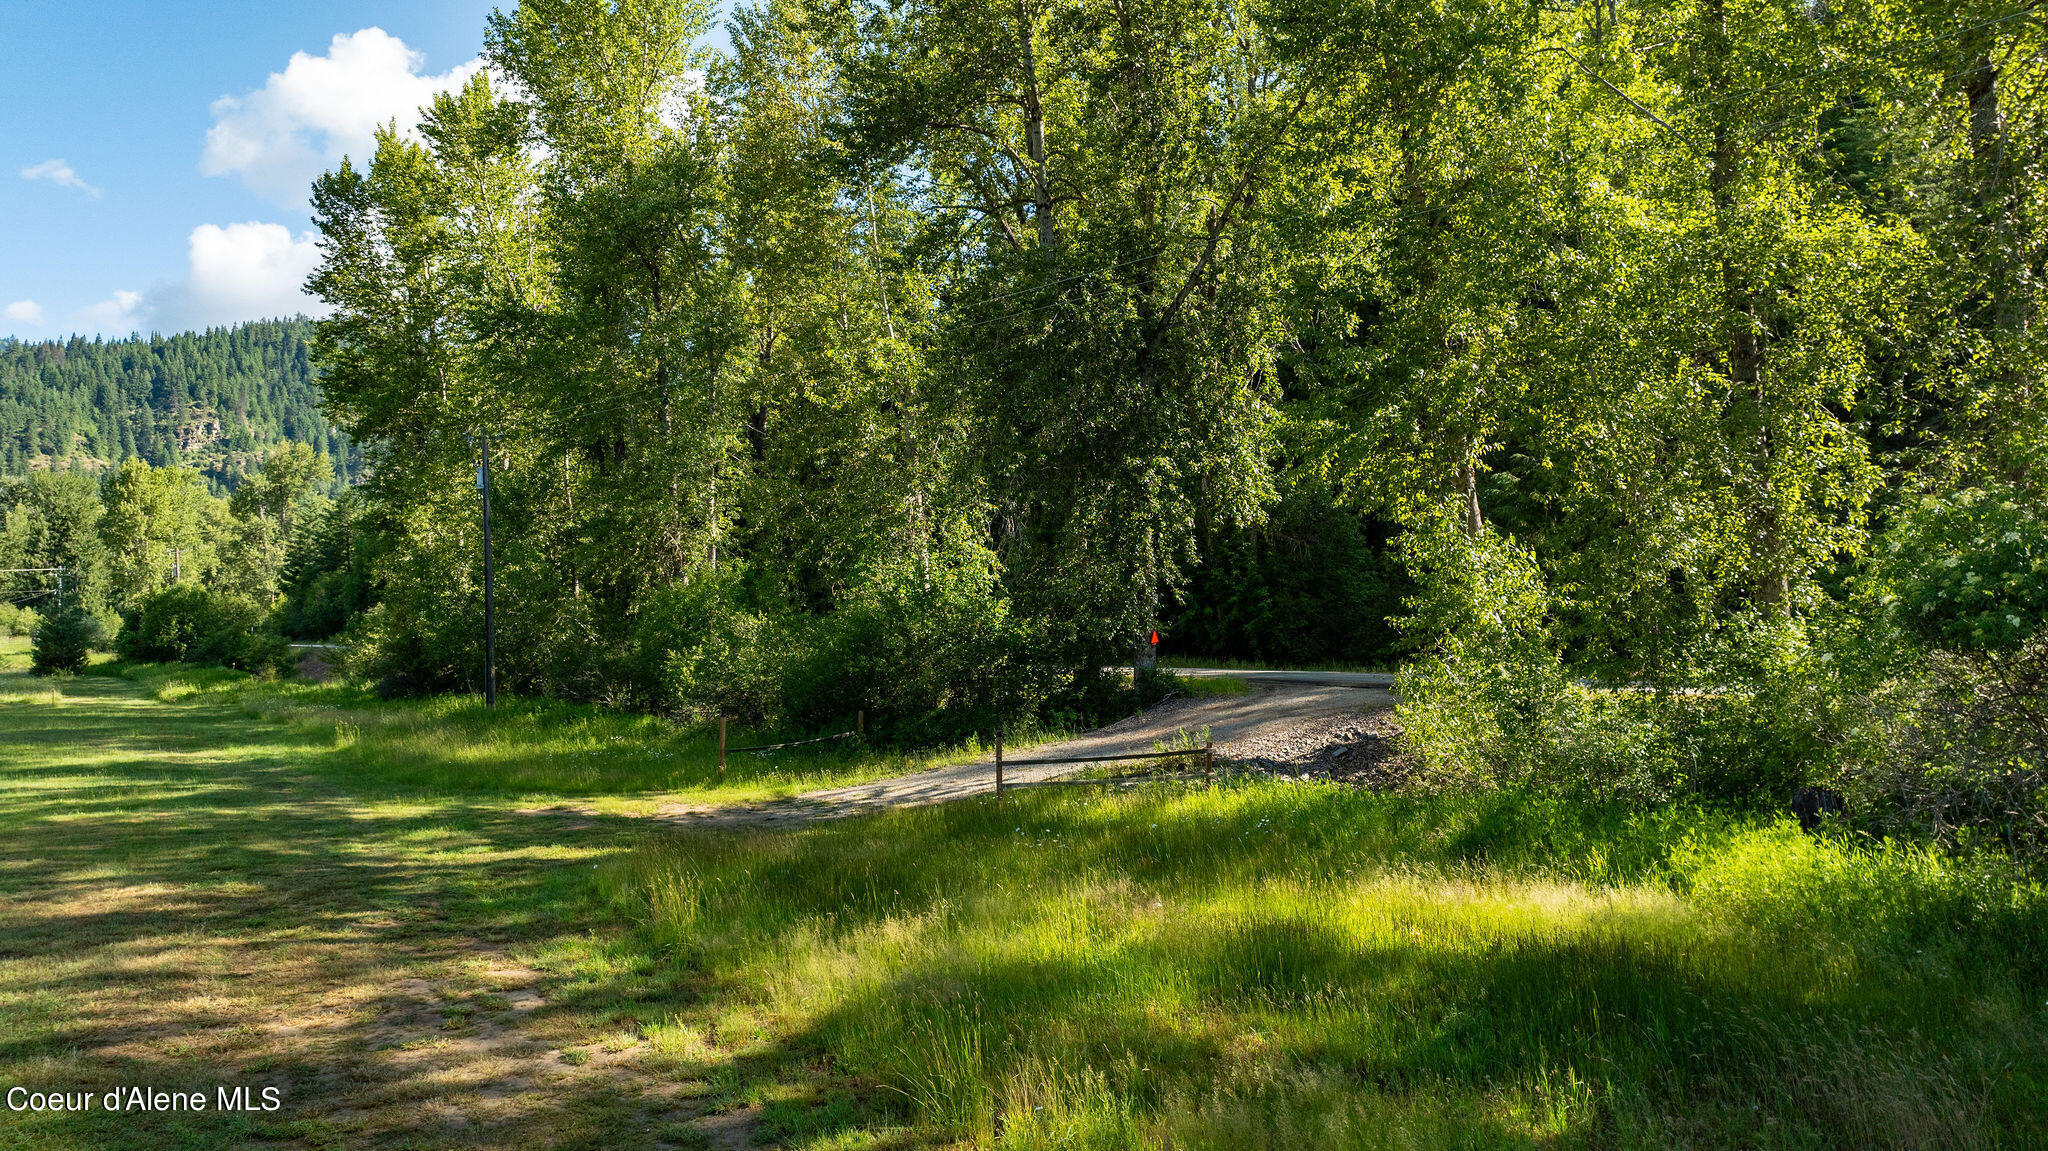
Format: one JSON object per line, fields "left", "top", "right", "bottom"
{"left": 780, "top": 545, "right": 1035, "bottom": 742}
{"left": 1394, "top": 512, "right": 1682, "bottom": 803}
{"left": 635, "top": 572, "right": 791, "bottom": 725}
{"left": 0, "top": 602, "right": 38, "bottom": 638}
{"left": 1881, "top": 485, "right": 2048, "bottom": 653}
{"left": 116, "top": 585, "right": 270, "bottom": 670}
{"left": 1846, "top": 488, "right": 2048, "bottom": 867}
{"left": 1846, "top": 637, "right": 2048, "bottom": 866}
{"left": 1393, "top": 509, "right": 1866, "bottom": 808}
{"left": 30, "top": 608, "right": 100, "bottom": 675}
{"left": 636, "top": 538, "right": 1054, "bottom": 742}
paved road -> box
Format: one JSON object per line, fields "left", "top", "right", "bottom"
{"left": 636, "top": 677, "right": 1393, "bottom": 829}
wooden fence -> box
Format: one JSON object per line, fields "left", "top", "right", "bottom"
{"left": 717, "top": 712, "right": 863, "bottom": 781}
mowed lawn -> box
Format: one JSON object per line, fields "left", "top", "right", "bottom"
{"left": 0, "top": 645, "right": 950, "bottom": 1151}
{"left": 1, "top": 642, "right": 2044, "bottom": 1150}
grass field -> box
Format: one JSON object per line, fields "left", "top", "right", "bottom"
{"left": 3, "top": 641, "right": 2045, "bottom": 1149}
{"left": 607, "top": 792, "right": 2048, "bottom": 1149}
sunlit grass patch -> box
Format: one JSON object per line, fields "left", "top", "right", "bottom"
{"left": 100, "top": 659, "right": 1009, "bottom": 803}
{"left": 604, "top": 784, "right": 2048, "bottom": 1148}
{"left": 1177, "top": 675, "right": 1252, "bottom": 697}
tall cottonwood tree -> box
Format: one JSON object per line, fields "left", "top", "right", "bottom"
{"left": 839, "top": 0, "right": 1526, "bottom": 664}
{"left": 300, "top": 0, "right": 2048, "bottom": 732}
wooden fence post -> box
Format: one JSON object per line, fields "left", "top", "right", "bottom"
{"left": 857, "top": 710, "right": 864, "bottom": 737}
{"left": 1205, "top": 741, "right": 1214, "bottom": 787}
{"left": 718, "top": 716, "right": 727, "bottom": 782}
{"left": 995, "top": 730, "right": 1004, "bottom": 797}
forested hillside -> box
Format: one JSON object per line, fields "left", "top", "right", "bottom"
{"left": 0, "top": 321, "right": 359, "bottom": 492}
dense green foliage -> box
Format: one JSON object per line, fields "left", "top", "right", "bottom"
{"left": 1, "top": 442, "right": 344, "bottom": 673}
{"left": 0, "top": 321, "right": 359, "bottom": 491}
{"left": 115, "top": 585, "right": 279, "bottom": 670}
{"left": 290, "top": 1, "right": 2043, "bottom": 855}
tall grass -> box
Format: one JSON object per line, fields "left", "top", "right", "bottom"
{"left": 606, "top": 784, "right": 2048, "bottom": 1148}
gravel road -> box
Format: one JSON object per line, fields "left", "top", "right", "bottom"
{"left": 638, "top": 676, "right": 1395, "bottom": 830}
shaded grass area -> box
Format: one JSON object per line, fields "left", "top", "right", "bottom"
{"left": 0, "top": 648, "right": 907, "bottom": 1150}
{"left": 606, "top": 786, "right": 2048, "bottom": 1149}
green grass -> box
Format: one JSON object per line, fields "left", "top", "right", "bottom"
{"left": 602, "top": 789, "right": 2048, "bottom": 1149}
{"left": 3, "top": 637, "right": 2045, "bottom": 1149}
{"left": 1172, "top": 674, "right": 1253, "bottom": 698}
{"left": 117, "top": 660, "right": 1013, "bottom": 808}
{"left": 0, "top": 647, "right": 916, "bottom": 1150}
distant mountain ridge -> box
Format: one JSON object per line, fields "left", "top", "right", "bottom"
{"left": 0, "top": 319, "right": 358, "bottom": 493}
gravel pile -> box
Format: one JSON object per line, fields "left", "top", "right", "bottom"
{"left": 1224, "top": 711, "right": 1417, "bottom": 791}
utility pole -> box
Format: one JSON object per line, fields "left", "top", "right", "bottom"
{"left": 1, "top": 568, "right": 68, "bottom": 611}
{"left": 476, "top": 432, "right": 497, "bottom": 709}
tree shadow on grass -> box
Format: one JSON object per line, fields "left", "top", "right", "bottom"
{"left": 611, "top": 787, "right": 2048, "bottom": 1150}
{"left": 0, "top": 670, "right": 721, "bottom": 1150}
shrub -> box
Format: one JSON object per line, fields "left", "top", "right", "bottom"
{"left": 116, "top": 585, "right": 269, "bottom": 669}
{"left": 1849, "top": 486, "right": 2048, "bottom": 867}
{"left": 30, "top": 608, "right": 100, "bottom": 675}
{"left": 635, "top": 538, "right": 1054, "bottom": 742}
{"left": 1846, "top": 636, "right": 2048, "bottom": 866}
{"left": 1880, "top": 485, "right": 2048, "bottom": 653}
{"left": 636, "top": 573, "right": 791, "bottom": 725}
{"left": 1393, "top": 512, "right": 1681, "bottom": 804}
{"left": 1394, "top": 506, "right": 1891, "bottom": 808}
{"left": 781, "top": 544, "right": 1035, "bottom": 742}
{"left": 0, "top": 602, "right": 38, "bottom": 638}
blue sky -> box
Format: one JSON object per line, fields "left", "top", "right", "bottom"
{"left": 0, "top": 1, "right": 505, "bottom": 340}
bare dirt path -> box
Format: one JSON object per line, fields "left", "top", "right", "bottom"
{"left": 635, "top": 680, "right": 1394, "bottom": 829}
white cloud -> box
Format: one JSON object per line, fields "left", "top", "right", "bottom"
{"left": 202, "top": 27, "right": 482, "bottom": 205}
{"left": 75, "top": 291, "right": 148, "bottom": 336}
{"left": 20, "top": 158, "right": 100, "bottom": 197}
{"left": 3, "top": 300, "right": 45, "bottom": 326}
{"left": 33, "top": 222, "right": 326, "bottom": 340}
{"left": 175, "top": 222, "right": 326, "bottom": 327}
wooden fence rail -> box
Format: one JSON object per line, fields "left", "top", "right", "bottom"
{"left": 717, "top": 712, "right": 864, "bottom": 781}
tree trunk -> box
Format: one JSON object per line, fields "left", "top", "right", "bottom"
{"left": 1016, "top": 0, "right": 1056, "bottom": 248}
{"left": 1705, "top": 0, "right": 1786, "bottom": 613}
{"left": 1457, "top": 459, "right": 1484, "bottom": 540}
{"left": 1963, "top": 49, "right": 2004, "bottom": 181}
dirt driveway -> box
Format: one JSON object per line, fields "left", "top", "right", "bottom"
{"left": 646, "top": 679, "right": 1394, "bottom": 829}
